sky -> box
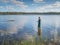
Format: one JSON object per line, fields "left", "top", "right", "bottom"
{"left": 0, "top": 0, "right": 60, "bottom": 12}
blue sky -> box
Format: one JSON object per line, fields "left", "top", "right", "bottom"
{"left": 0, "top": 0, "right": 60, "bottom": 12}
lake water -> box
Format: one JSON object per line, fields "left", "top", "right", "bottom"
{"left": 0, "top": 14, "right": 60, "bottom": 45}
{"left": 0, "top": 14, "right": 60, "bottom": 35}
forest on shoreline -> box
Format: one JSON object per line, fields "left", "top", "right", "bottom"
{"left": 0, "top": 12, "right": 60, "bottom": 15}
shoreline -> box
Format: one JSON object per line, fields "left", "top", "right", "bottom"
{"left": 0, "top": 12, "right": 60, "bottom": 15}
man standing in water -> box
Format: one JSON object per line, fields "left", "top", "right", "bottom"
{"left": 38, "top": 17, "right": 41, "bottom": 36}
{"left": 36, "top": 17, "right": 41, "bottom": 45}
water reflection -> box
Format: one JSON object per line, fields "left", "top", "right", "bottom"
{"left": 0, "top": 15, "right": 60, "bottom": 45}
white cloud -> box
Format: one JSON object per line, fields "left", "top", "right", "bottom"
{"left": 35, "top": 1, "right": 60, "bottom": 12}
{"left": 11, "top": 0, "right": 28, "bottom": 9}
{"left": 53, "top": 1, "right": 60, "bottom": 7}
{"left": 0, "top": 6, "right": 16, "bottom": 12}
{"left": 33, "top": 0, "right": 43, "bottom": 3}
{"left": 0, "top": 0, "right": 28, "bottom": 10}
{"left": 0, "top": 0, "right": 9, "bottom": 3}
{"left": 0, "top": 6, "right": 3, "bottom": 9}
{"left": 6, "top": 6, "right": 15, "bottom": 11}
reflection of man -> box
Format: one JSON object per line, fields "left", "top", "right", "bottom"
{"left": 38, "top": 17, "right": 41, "bottom": 36}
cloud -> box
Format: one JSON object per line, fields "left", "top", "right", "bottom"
{"left": 6, "top": 6, "right": 15, "bottom": 11}
{"left": 0, "top": 0, "right": 9, "bottom": 3}
{"left": 0, "top": 6, "right": 16, "bottom": 12}
{"left": 11, "top": 0, "right": 28, "bottom": 9}
{"left": 0, "top": 6, "right": 3, "bottom": 9}
{"left": 33, "top": 0, "right": 43, "bottom": 3}
{"left": 0, "top": 0, "right": 28, "bottom": 10}
{"left": 35, "top": 1, "right": 60, "bottom": 12}
{"left": 53, "top": 1, "right": 60, "bottom": 7}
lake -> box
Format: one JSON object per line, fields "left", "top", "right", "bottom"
{"left": 0, "top": 14, "right": 60, "bottom": 45}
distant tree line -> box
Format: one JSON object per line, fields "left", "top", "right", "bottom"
{"left": 0, "top": 12, "right": 60, "bottom": 15}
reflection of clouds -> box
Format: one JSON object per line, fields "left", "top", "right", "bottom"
{"left": 32, "top": 15, "right": 54, "bottom": 32}
{"left": 54, "top": 15, "right": 60, "bottom": 28}
{"left": 0, "top": 15, "right": 60, "bottom": 35}
{"left": 53, "top": 16, "right": 59, "bottom": 42}
{"left": 16, "top": 16, "right": 28, "bottom": 29}
{"left": 50, "top": 30, "right": 54, "bottom": 35}
{"left": 7, "top": 16, "right": 28, "bottom": 34}
{"left": 24, "top": 33, "right": 33, "bottom": 40}
{"left": 33, "top": 16, "right": 38, "bottom": 32}
{"left": 0, "top": 30, "right": 8, "bottom": 36}
{"left": 7, "top": 22, "right": 17, "bottom": 34}
{"left": 32, "top": 15, "right": 60, "bottom": 35}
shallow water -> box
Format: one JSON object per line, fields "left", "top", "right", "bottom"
{"left": 0, "top": 14, "right": 60, "bottom": 45}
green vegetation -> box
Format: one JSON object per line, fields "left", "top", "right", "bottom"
{"left": 0, "top": 35, "right": 60, "bottom": 45}
{"left": 0, "top": 35, "right": 45, "bottom": 45}
{"left": 0, "top": 12, "right": 60, "bottom": 15}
